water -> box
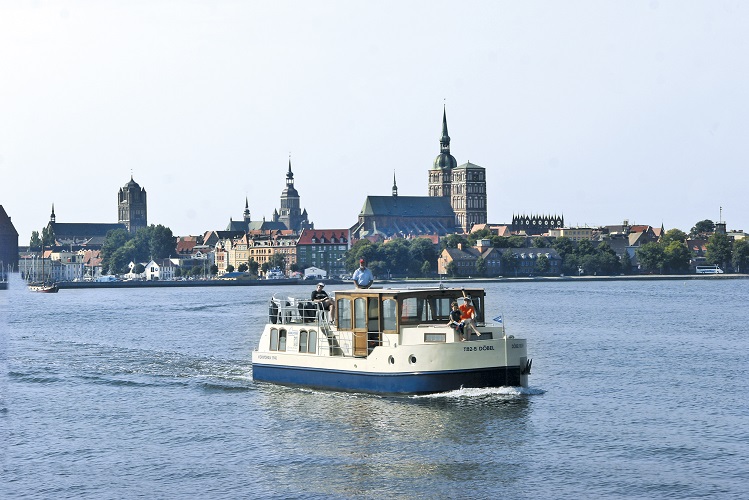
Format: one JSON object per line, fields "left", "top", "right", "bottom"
{"left": 3, "top": 276, "right": 748, "bottom": 499}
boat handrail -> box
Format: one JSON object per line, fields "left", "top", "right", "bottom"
{"left": 268, "top": 294, "right": 333, "bottom": 326}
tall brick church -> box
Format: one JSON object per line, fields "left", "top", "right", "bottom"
{"left": 428, "top": 108, "right": 487, "bottom": 233}
{"left": 352, "top": 108, "right": 487, "bottom": 239}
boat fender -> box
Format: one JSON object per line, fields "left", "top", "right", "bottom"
{"left": 269, "top": 299, "right": 278, "bottom": 324}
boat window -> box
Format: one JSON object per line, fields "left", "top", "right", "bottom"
{"left": 308, "top": 330, "right": 317, "bottom": 354}
{"left": 430, "top": 297, "right": 453, "bottom": 322}
{"left": 270, "top": 328, "right": 278, "bottom": 351}
{"left": 336, "top": 299, "right": 352, "bottom": 330}
{"left": 382, "top": 299, "right": 397, "bottom": 331}
{"left": 278, "top": 329, "right": 287, "bottom": 351}
{"left": 424, "top": 332, "right": 446, "bottom": 343}
{"left": 368, "top": 298, "right": 379, "bottom": 332}
{"left": 299, "top": 330, "right": 308, "bottom": 353}
{"left": 354, "top": 298, "right": 367, "bottom": 330}
{"left": 400, "top": 297, "right": 433, "bottom": 324}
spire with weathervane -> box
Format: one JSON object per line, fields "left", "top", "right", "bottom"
{"left": 392, "top": 171, "right": 398, "bottom": 197}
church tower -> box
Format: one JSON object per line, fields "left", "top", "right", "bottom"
{"left": 118, "top": 176, "right": 147, "bottom": 234}
{"left": 427, "top": 107, "right": 487, "bottom": 233}
{"left": 273, "top": 158, "right": 312, "bottom": 232}
{"left": 428, "top": 107, "right": 457, "bottom": 198}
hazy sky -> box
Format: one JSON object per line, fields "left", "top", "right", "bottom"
{"left": 2, "top": 1, "right": 748, "bottom": 243}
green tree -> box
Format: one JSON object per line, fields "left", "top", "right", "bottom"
{"left": 596, "top": 243, "right": 621, "bottom": 275}
{"left": 209, "top": 264, "right": 218, "bottom": 276}
{"left": 690, "top": 219, "right": 715, "bottom": 238}
{"left": 382, "top": 239, "right": 411, "bottom": 275}
{"left": 420, "top": 260, "right": 431, "bottom": 277}
{"left": 663, "top": 241, "right": 691, "bottom": 273}
{"left": 660, "top": 228, "right": 687, "bottom": 245}
{"left": 237, "top": 263, "right": 248, "bottom": 272}
{"left": 441, "top": 234, "right": 469, "bottom": 250}
{"left": 226, "top": 264, "right": 235, "bottom": 273}
{"left": 620, "top": 251, "right": 633, "bottom": 275}
{"left": 248, "top": 259, "right": 259, "bottom": 275}
{"left": 533, "top": 236, "right": 548, "bottom": 248}
{"left": 29, "top": 231, "right": 42, "bottom": 250}
{"left": 500, "top": 250, "right": 519, "bottom": 277}
{"left": 41, "top": 225, "right": 55, "bottom": 248}
{"left": 636, "top": 242, "right": 665, "bottom": 273}
{"left": 467, "top": 228, "right": 493, "bottom": 246}
{"left": 535, "top": 254, "right": 550, "bottom": 275}
{"left": 445, "top": 261, "right": 456, "bottom": 277}
{"left": 475, "top": 256, "right": 487, "bottom": 276}
{"left": 146, "top": 224, "right": 176, "bottom": 258}
{"left": 507, "top": 235, "right": 527, "bottom": 248}
{"left": 732, "top": 239, "right": 749, "bottom": 273}
{"left": 491, "top": 236, "right": 512, "bottom": 248}
{"left": 575, "top": 239, "right": 596, "bottom": 257}
{"left": 706, "top": 232, "right": 732, "bottom": 269}
{"left": 409, "top": 238, "right": 438, "bottom": 273}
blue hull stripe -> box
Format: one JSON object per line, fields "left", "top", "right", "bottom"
{"left": 252, "top": 363, "right": 522, "bottom": 394}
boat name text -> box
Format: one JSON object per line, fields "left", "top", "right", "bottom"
{"left": 257, "top": 355, "right": 277, "bottom": 360}
{"left": 463, "top": 345, "right": 495, "bottom": 352}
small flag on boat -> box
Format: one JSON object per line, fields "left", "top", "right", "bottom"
{"left": 493, "top": 315, "right": 503, "bottom": 324}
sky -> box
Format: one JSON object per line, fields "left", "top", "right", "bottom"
{"left": 2, "top": 1, "right": 748, "bottom": 243}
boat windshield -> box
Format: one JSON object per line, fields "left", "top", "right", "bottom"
{"left": 399, "top": 293, "right": 484, "bottom": 325}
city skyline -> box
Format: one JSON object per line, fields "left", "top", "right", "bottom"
{"left": 2, "top": 2, "right": 747, "bottom": 242}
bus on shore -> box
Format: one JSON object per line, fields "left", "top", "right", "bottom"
{"left": 695, "top": 265, "right": 724, "bottom": 274}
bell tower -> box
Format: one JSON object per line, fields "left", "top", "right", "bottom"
{"left": 118, "top": 176, "right": 147, "bottom": 234}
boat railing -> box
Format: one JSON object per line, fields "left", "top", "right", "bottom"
{"left": 268, "top": 294, "right": 334, "bottom": 327}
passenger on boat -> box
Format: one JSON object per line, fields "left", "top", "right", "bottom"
{"left": 448, "top": 302, "right": 465, "bottom": 340}
{"left": 459, "top": 297, "right": 481, "bottom": 338}
{"left": 352, "top": 259, "right": 374, "bottom": 289}
{"left": 311, "top": 282, "right": 335, "bottom": 322}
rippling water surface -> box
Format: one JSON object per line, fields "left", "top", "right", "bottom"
{"left": 3, "top": 276, "right": 748, "bottom": 499}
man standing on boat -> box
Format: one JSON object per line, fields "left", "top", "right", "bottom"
{"left": 352, "top": 259, "right": 373, "bottom": 289}
{"left": 311, "top": 282, "right": 335, "bottom": 322}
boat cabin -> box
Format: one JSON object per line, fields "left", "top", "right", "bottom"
{"left": 267, "top": 287, "right": 488, "bottom": 358}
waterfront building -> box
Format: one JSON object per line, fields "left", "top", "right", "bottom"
{"left": 118, "top": 176, "right": 148, "bottom": 234}
{"left": 0, "top": 205, "right": 19, "bottom": 271}
{"left": 548, "top": 227, "right": 593, "bottom": 241}
{"left": 439, "top": 239, "right": 561, "bottom": 277}
{"left": 296, "top": 229, "right": 351, "bottom": 278}
{"left": 214, "top": 230, "right": 297, "bottom": 276}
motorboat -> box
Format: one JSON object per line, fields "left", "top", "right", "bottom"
{"left": 251, "top": 286, "right": 531, "bottom": 394}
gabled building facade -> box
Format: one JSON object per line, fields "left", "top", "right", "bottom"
{"left": 296, "top": 229, "right": 351, "bottom": 278}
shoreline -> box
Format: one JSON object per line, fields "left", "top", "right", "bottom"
{"left": 0, "top": 272, "right": 741, "bottom": 290}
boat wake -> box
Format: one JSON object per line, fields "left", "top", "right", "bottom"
{"left": 413, "top": 385, "right": 546, "bottom": 399}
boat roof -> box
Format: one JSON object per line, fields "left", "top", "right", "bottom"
{"left": 333, "top": 285, "right": 485, "bottom": 300}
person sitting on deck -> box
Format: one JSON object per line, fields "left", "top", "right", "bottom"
{"left": 448, "top": 302, "right": 466, "bottom": 340}
{"left": 311, "top": 282, "right": 335, "bottom": 323}
{"left": 459, "top": 296, "right": 481, "bottom": 338}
